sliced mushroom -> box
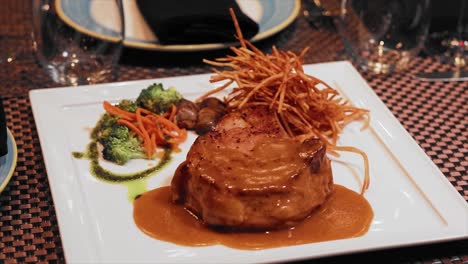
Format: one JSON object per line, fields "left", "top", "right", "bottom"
{"left": 175, "top": 99, "right": 199, "bottom": 129}
{"left": 195, "top": 97, "right": 226, "bottom": 135}
{"left": 198, "top": 97, "right": 226, "bottom": 109}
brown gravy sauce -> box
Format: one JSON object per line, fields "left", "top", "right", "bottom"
{"left": 133, "top": 184, "right": 373, "bottom": 250}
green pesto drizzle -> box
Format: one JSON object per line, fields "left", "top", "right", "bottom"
{"left": 86, "top": 141, "right": 172, "bottom": 183}
{"left": 72, "top": 152, "right": 85, "bottom": 159}
{"left": 72, "top": 140, "right": 172, "bottom": 201}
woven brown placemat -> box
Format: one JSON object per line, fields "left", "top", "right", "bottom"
{"left": 0, "top": 96, "right": 64, "bottom": 263}
{"left": 362, "top": 57, "right": 468, "bottom": 201}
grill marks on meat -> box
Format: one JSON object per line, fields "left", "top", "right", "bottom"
{"left": 171, "top": 106, "right": 334, "bottom": 230}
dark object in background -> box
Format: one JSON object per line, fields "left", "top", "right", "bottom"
{"left": 345, "top": 0, "right": 431, "bottom": 51}
{"left": 423, "top": 0, "right": 465, "bottom": 58}
{"left": 0, "top": 98, "right": 8, "bottom": 156}
{"left": 303, "top": 0, "right": 336, "bottom": 32}
{"left": 430, "top": 0, "right": 459, "bottom": 32}
{"left": 136, "top": 0, "right": 259, "bottom": 45}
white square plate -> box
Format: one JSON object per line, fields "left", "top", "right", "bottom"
{"left": 30, "top": 61, "right": 468, "bottom": 263}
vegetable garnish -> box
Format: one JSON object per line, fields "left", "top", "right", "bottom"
{"left": 199, "top": 9, "right": 371, "bottom": 194}
{"left": 103, "top": 100, "right": 187, "bottom": 159}
{"left": 136, "top": 83, "right": 182, "bottom": 114}
{"left": 86, "top": 83, "right": 186, "bottom": 166}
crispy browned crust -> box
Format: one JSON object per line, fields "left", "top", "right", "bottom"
{"left": 172, "top": 106, "right": 334, "bottom": 230}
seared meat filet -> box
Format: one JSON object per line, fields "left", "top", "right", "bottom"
{"left": 171, "top": 106, "right": 334, "bottom": 230}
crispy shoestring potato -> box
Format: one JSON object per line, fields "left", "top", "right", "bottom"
{"left": 198, "top": 9, "right": 370, "bottom": 194}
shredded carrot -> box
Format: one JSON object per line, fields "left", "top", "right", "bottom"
{"left": 154, "top": 115, "right": 181, "bottom": 131}
{"left": 103, "top": 101, "right": 135, "bottom": 120}
{"left": 153, "top": 122, "right": 166, "bottom": 143}
{"left": 150, "top": 133, "right": 157, "bottom": 150}
{"left": 103, "top": 101, "right": 186, "bottom": 160}
{"left": 136, "top": 107, "right": 154, "bottom": 115}
{"left": 136, "top": 109, "right": 153, "bottom": 158}
{"left": 168, "top": 104, "right": 177, "bottom": 121}
{"left": 117, "top": 119, "right": 144, "bottom": 138}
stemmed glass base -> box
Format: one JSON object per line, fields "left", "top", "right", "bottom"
{"left": 425, "top": 31, "right": 467, "bottom": 67}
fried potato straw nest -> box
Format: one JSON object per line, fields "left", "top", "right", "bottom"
{"left": 198, "top": 9, "right": 370, "bottom": 194}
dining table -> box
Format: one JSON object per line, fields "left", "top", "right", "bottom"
{"left": 0, "top": 1, "right": 467, "bottom": 263}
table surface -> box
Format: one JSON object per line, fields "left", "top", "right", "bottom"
{"left": 0, "top": 1, "right": 467, "bottom": 263}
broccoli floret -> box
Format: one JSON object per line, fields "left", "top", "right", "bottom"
{"left": 91, "top": 113, "right": 119, "bottom": 141}
{"left": 99, "top": 124, "right": 129, "bottom": 143}
{"left": 100, "top": 124, "right": 147, "bottom": 165}
{"left": 116, "top": 99, "right": 138, "bottom": 113}
{"left": 91, "top": 99, "right": 137, "bottom": 141}
{"left": 136, "top": 83, "right": 182, "bottom": 114}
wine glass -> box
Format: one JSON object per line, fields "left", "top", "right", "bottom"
{"left": 303, "top": 0, "right": 337, "bottom": 31}
{"left": 335, "top": 0, "right": 431, "bottom": 73}
{"left": 32, "top": 0, "right": 125, "bottom": 86}
{"left": 425, "top": 0, "right": 467, "bottom": 67}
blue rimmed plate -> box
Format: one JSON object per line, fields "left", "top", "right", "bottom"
{"left": 56, "top": 0, "right": 301, "bottom": 51}
{"left": 0, "top": 129, "right": 18, "bottom": 194}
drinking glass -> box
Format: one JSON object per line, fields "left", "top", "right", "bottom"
{"left": 32, "top": 0, "right": 125, "bottom": 86}
{"left": 336, "top": 0, "right": 431, "bottom": 73}
{"left": 425, "top": 0, "right": 467, "bottom": 67}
